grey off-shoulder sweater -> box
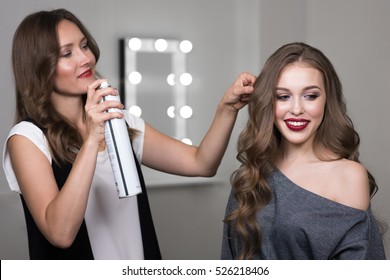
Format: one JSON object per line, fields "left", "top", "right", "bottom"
{"left": 221, "top": 169, "right": 386, "bottom": 260}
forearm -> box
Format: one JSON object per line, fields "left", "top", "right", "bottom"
{"left": 45, "top": 139, "right": 99, "bottom": 247}
{"left": 195, "top": 102, "right": 239, "bottom": 176}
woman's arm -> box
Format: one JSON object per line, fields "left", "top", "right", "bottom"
{"left": 330, "top": 212, "right": 386, "bottom": 260}
{"left": 8, "top": 134, "right": 100, "bottom": 248}
{"left": 142, "top": 72, "right": 255, "bottom": 177}
{"left": 8, "top": 80, "right": 123, "bottom": 248}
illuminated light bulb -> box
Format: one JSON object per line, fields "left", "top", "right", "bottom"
{"left": 129, "top": 105, "right": 142, "bottom": 117}
{"left": 179, "top": 40, "right": 193, "bottom": 53}
{"left": 180, "top": 105, "right": 193, "bottom": 119}
{"left": 167, "top": 106, "right": 176, "bottom": 118}
{"left": 128, "top": 38, "right": 142, "bottom": 51}
{"left": 179, "top": 73, "right": 192, "bottom": 86}
{"left": 167, "top": 74, "right": 175, "bottom": 86}
{"left": 181, "top": 138, "right": 193, "bottom": 145}
{"left": 154, "top": 39, "right": 168, "bottom": 52}
{"left": 128, "top": 71, "right": 142, "bottom": 85}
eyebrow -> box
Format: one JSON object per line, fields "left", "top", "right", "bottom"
{"left": 59, "top": 37, "right": 87, "bottom": 49}
{"left": 276, "top": 85, "right": 322, "bottom": 91}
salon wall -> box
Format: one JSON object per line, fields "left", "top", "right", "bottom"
{"left": 0, "top": 0, "right": 389, "bottom": 259}
{"left": 307, "top": 0, "right": 390, "bottom": 257}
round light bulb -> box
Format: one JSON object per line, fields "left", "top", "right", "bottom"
{"left": 129, "top": 105, "right": 142, "bottom": 117}
{"left": 167, "top": 74, "right": 175, "bottom": 86}
{"left": 154, "top": 39, "right": 168, "bottom": 52}
{"left": 128, "top": 38, "right": 142, "bottom": 51}
{"left": 128, "top": 71, "right": 142, "bottom": 85}
{"left": 179, "top": 73, "right": 192, "bottom": 86}
{"left": 180, "top": 105, "right": 193, "bottom": 119}
{"left": 179, "top": 40, "right": 193, "bottom": 53}
{"left": 181, "top": 138, "right": 193, "bottom": 145}
{"left": 167, "top": 106, "right": 176, "bottom": 118}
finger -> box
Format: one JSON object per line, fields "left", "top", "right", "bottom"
{"left": 235, "top": 84, "right": 254, "bottom": 96}
{"left": 99, "top": 99, "right": 124, "bottom": 112}
{"left": 88, "top": 82, "right": 119, "bottom": 108}
{"left": 239, "top": 72, "right": 256, "bottom": 86}
{"left": 101, "top": 111, "right": 124, "bottom": 122}
{"left": 85, "top": 79, "right": 105, "bottom": 107}
{"left": 240, "top": 94, "right": 251, "bottom": 103}
{"left": 87, "top": 79, "right": 106, "bottom": 95}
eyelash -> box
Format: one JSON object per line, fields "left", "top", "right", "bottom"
{"left": 276, "top": 95, "right": 290, "bottom": 101}
{"left": 275, "top": 93, "right": 319, "bottom": 101}
{"left": 60, "top": 51, "right": 71, "bottom": 58}
{"left": 60, "top": 42, "right": 89, "bottom": 58}
{"left": 304, "top": 94, "right": 319, "bottom": 100}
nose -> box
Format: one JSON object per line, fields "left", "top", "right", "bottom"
{"left": 77, "top": 49, "right": 92, "bottom": 66}
{"left": 290, "top": 98, "right": 304, "bottom": 115}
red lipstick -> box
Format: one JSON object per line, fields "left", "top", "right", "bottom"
{"left": 78, "top": 69, "right": 93, "bottom": 79}
{"left": 285, "top": 119, "right": 309, "bottom": 131}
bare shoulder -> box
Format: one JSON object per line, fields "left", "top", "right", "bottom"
{"left": 329, "top": 159, "right": 370, "bottom": 211}
{"left": 7, "top": 134, "right": 56, "bottom": 191}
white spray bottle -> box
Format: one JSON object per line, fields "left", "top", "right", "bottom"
{"left": 99, "top": 81, "right": 142, "bottom": 198}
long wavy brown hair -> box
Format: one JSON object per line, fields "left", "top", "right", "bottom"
{"left": 12, "top": 9, "right": 100, "bottom": 164}
{"left": 224, "top": 42, "right": 378, "bottom": 259}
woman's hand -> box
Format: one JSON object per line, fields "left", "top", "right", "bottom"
{"left": 219, "top": 72, "right": 256, "bottom": 112}
{"left": 84, "top": 79, "right": 124, "bottom": 146}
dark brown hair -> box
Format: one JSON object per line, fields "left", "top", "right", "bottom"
{"left": 12, "top": 9, "right": 100, "bottom": 163}
{"left": 225, "top": 42, "right": 378, "bottom": 259}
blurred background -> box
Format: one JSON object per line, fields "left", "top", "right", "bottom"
{"left": 0, "top": 0, "right": 389, "bottom": 259}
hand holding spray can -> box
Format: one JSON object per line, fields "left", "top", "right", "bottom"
{"left": 99, "top": 81, "right": 142, "bottom": 198}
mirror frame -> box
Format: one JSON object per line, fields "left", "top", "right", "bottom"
{"left": 119, "top": 37, "right": 192, "bottom": 142}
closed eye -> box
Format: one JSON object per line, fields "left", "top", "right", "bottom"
{"left": 81, "top": 40, "right": 89, "bottom": 50}
{"left": 60, "top": 50, "right": 72, "bottom": 58}
{"left": 304, "top": 93, "right": 319, "bottom": 100}
{"left": 276, "top": 94, "right": 290, "bottom": 101}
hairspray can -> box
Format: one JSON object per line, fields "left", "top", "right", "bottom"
{"left": 99, "top": 81, "right": 142, "bottom": 198}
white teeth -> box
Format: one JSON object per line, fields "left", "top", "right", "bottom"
{"left": 287, "top": 121, "right": 306, "bottom": 126}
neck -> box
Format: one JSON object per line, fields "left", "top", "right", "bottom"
{"left": 51, "top": 93, "right": 85, "bottom": 124}
{"left": 275, "top": 139, "right": 339, "bottom": 168}
{"left": 276, "top": 139, "right": 318, "bottom": 166}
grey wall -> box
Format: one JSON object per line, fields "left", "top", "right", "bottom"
{"left": 307, "top": 0, "right": 390, "bottom": 258}
{"left": 0, "top": 0, "right": 389, "bottom": 259}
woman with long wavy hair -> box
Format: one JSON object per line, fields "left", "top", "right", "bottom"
{"left": 222, "top": 42, "right": 386, "bottom": 260}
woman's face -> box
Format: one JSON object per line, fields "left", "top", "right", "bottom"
{"left": 53, "top": 19, "right": 96, "bottom": 95}
{"left": 274, "top": 63, "right": 326, "bottom": 148}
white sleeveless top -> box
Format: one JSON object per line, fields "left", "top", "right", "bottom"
{"left": 3, "top": 111, "right": 146, "bottom": 259}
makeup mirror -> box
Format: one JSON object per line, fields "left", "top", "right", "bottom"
{"left": 120, "top": 37, "right": 194, "bottom": 145}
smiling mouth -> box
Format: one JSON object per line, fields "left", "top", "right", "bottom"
{"left": 78, "top": 69, "right": 93, "bottom": 78}
{"left": 285, "top": 120, "right": 309, "bottom": 131}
